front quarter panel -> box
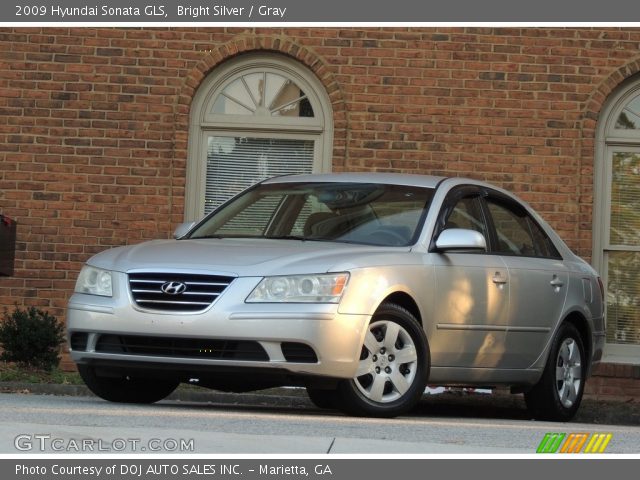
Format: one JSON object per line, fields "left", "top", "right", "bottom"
{"left": 338, "top": 264, "right": 433, "bottom": 323}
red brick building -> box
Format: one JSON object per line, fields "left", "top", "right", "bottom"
{"left": 1, "top": 27, "right": 640, "bottom": 397}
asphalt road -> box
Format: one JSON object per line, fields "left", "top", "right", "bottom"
{"left": 1, "top": 392, "right": 639, "bottom": 454}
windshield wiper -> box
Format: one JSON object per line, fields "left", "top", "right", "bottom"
{"left": 190, "top": 234, "right": 260, "bottom": 240}
{"left": 266, "top": 235, "right": 341, "bottom": 243}
{"left": 191, "top": 234, "right": 332, "bottom": 242}
{"left": 265, "top": 235, "right": 308, "bottom": 241}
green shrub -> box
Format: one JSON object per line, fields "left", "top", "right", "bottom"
{"left": 0, "top": 306, "right": 65, "bottom": 371}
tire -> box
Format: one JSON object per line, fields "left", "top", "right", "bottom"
{"left": 335, "top": 303, "right": 430, "bottom": 418}
{"left": 306, "top": 388, "right": 337, "bottom": 410}
{"left": 524, "top": 323, "right": 586, "bottom": 422}
{"left": 78, "top": 365, "right": 179, "bottom": 404}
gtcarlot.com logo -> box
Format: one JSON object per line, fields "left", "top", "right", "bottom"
{"left": 536, "top": 432, "right": 612, "bottom": 454}
{"left": 14, "top": 434, "right": 194, "bottom": 452}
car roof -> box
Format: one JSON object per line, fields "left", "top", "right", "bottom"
{"left": 262, "top": 172, "right": 447, "bottom": 189}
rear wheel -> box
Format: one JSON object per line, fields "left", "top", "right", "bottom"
{"left": 335, "top": 303, "right": 429, "bottom": 418}
{"left": 78, "top": 365, "right": 179, "bottom": 404}
{"left": 524, "top": 323, "right": 586, "bottom": 421}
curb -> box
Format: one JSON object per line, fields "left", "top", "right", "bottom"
{"left": 0, "top": 382, "right": 92, "bottom": 397}
{"left": 0, "top": 381, "right": 312, "bottom": 407}
{"left": 2, "top": 381, "right": 639, "bottom": 425}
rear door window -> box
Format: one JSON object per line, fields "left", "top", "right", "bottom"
{"left": 485, "top": 198, "right": 560, "bottom": 258}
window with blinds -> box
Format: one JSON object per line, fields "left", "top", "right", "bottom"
{"left": 607, "top": 251, "right": 640, "bottom": 345}
{"left": 186, "top": 55, "right": 332, "bottom": 221}
{"left": 215, "top": 194, "right": 284, "bottom": 235}
{"left": 610, "top": 152, "right": 640, "bottom": 246}
{"left": 596, "top": 78, "right": 640, "bottom": 357}
{"left": 205, "top": 136, "right": 314, "bottom": 214}
{"left": 606, "top": 151, "right": 640, "bottom": 345}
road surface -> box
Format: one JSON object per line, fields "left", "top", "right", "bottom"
{"left": 0, "top": 392, "right": 638, "bottom": 454}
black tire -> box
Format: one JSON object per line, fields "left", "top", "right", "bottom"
{"left": 306, "top": 388, "right": 337, "bottom": 410}
{"left": 525, "top": 323, "right": 586, "bottom": 422}
{"left": 335, "top": 303, "right": 430, "bottom": 418}
{"left": 78, "top": 365, "right": 179, "bottom": 404}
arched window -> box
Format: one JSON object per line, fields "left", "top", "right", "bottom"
{"left": 185, "top": 54, "right": 333, "bottom": 219}
{"left": 594, "top": 76, "right": 640, "bottom": 362}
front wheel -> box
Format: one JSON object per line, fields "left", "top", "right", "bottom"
{"left": 524, "top": 323, "right": 586, "bottom": 421}
{"left": 335, "top": 303, "right": 430, "bottom": 418}
{"left": 78, "top": 365, "right": 179, "bottom": 404}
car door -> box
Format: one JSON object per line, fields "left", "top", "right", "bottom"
{"left": 484, "top": 194, "right": 569, "bottom": 369}
{"left": 429, "top": 187, "right": 511, "bottom": 369}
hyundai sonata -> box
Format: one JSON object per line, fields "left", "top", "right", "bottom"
{"left": 67, "top": 173, "right": 604, "bottom": 420}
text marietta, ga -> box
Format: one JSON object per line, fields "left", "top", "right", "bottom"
{"left": 16, "top": 464, "right": 333, "bottom": 476}
{"left": 39, "top": 5, "right": 287, "bottom": 18}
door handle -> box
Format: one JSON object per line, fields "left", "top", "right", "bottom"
{"left": 492, "top": 272, "right": 507, "bottom": 285}
{"left": 550, "top": 276, "right": 564, "bottom": 288}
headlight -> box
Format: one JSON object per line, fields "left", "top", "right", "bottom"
{"left": 246, "top": 273, "right": 349, "bottom": 303}
{"left": 75, "top": 265, "right": 113, "bottom": 297}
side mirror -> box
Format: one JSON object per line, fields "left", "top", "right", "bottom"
{"left": 173, "top": 221, "right": 196, "bottom": 239}
{"left": 435, "top": 228, "right": 487, "bottom": 251}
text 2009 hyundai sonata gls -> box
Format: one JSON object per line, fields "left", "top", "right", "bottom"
{"left": 67, "top": 173, "right": 604, "bottom": 420}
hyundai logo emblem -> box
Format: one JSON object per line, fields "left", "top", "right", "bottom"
{"left": 161, "top": 281, "right": 187, "bottom": 295}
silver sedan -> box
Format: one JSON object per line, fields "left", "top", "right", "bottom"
{"left": 67, "top": 173, "right": 604, "bottom": 420}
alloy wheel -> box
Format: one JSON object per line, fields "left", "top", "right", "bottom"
{"left": 555, "top": 337, "right": 582, "bottom": 408}
{"left": 353, "top": 320, "right": 418, "bottom": 403}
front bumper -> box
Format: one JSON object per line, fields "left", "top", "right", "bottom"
{"left": 67, "top": 274, "right": 371, "bottom": 380}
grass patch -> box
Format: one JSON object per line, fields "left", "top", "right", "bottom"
{"left": 0, "top": 362, "right": 83, "bottom": 385}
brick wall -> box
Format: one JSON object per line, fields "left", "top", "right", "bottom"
{"left": 1, "top": 27, "right": 640, "bottom": 383}
{"left": 586, "top": 363, "right": 640, "bottom": 400}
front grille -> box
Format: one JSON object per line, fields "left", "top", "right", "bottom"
{"left": 95, "top": 334, "right": 269, "bottom": 361}
{"left": 128, "top": 272, "right": 234, "bottom": 312}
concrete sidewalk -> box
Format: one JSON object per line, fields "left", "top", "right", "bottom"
{"left": 1, "top": 421, "right": 533, "bottom": 454}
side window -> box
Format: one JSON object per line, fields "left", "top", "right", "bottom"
{"left": 444, "top": 196, "right": 489, "bottom": 239}
{"left": 486, "top": 199, "right": 559, "bottom": 258}
{"left": 529, "top": 220, "right": 560, "bottom": 258}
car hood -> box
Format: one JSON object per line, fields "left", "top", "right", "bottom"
{"left": 87, "top": 238, "right": 412, "bottom": 276}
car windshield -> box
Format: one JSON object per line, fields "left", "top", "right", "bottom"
{"left": 189, "top": 181, "right": 434, "bottom": 246}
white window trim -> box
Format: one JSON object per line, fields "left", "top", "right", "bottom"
{"left": 185, "top": 54, "right": 333, "bottom": 221}
{"left": 594, "top": 76, "right": 640, "bottom": 363}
